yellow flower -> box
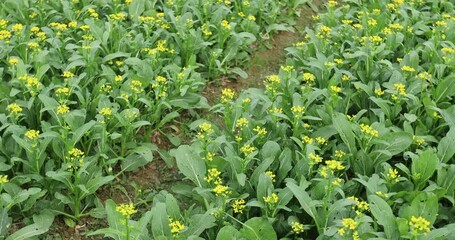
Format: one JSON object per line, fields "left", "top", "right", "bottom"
{"left": 253, "top": 126, "right": 267, "bottom": 137}
{"left": 266, "top": 75, "right": 281, "bottom": 84}
{"left": 317, "top": 25, "right": 331, "bottom": 39}
{"left": 221, "top": 20, "right": 231, "bottom": 30}
{"left": 115, "top": 203, "right": 137, "bottom": 217}
{"left": 375, "top": 88, "right": 385, "bottom": 96}
{"left": 332, "top": 178, "right": 342, "bottom": 186}
{"left": 280, "top": 65, "right": 294, "bottom": 72}
{"left": 302, "top": 135, "right": 313, "bottom": 144}
{"left": 328, "top": 0, "right": 338, "bottom": 7}
{"left": 367, "top": 19, "right": 377, "bottom": 27}
{"left": 291, "top": 105, "right": 305, "bottom": 117}
{"left": 201, "top": 23, "right": 212, "bottom": 36}
{"left": 393, "top": 83, "right": 406, "bottom": 96}
{"left": 0, "top": 175, "right": 8, "bottom": 184}
{"left": 330, "top": 85, "right": 342, "bottom": 93}
{"left": 418, "top": 72, "right": 432, "bottom": 81}
{"left": 235, "top": 117, "right": 249, "bottom": 129}
{"left": 25, "top": 130, "right": 40, "bottom": 140}
{"left": 130, "top": 80, "right": 143, "bottom": 94}
{"left": 409, "top": 216, "right": 430, "bottom": 236}
{"left": 401, "top": 65, "right": 416, "bottom": 72}
{"left": 213, "top": 184, "right": 229, "bottom": 196}
{"left": 335, "top": 150, "right": 346, "bottom": 158}
{"left": 56, "top": 87, "right": 70, "bottom": 97}
{"left": 263, "top": 193, "right": 279, "bottom": 206}
{"left": 57, "top": 104, "right": 70, "bottom": 115}
{"left": 0, "top": 30, "right": 12, "bottom": 40}
{"left": 240, "top": 144, "right": 256, "bottom": 156}
{"left": 302, "top": 73, "right": 315, "bottom": 82}
{"left": 325, "top": 160, "right": 344, "bottom": 171}
{"left": 376, "top": 191, "right": 389, "bottom": 198}
{"left": 109, "top": 13, "right": 127, "bottom": 21}
{"left": 156, "top": 76, "right": 167, "bottom": 84}
{"left": 265, "top": 171, "right": 276, "bottom": 182}
{"left": 125, "top": 0, "right": 133, "bottom": 4}
{"left": 169, "top": 218, "right": 185, "bottom": 235}
{"left": 308, "top": 153, "right": 322, "bottom": 164}
{"left": 8, "top": 57, "right": 19, "bottom": 65}
{"left": 232, "top": 199, "right": 246, "bottom": 213}
{"left": 221, "top": 88, "right": 235, "bottom": 103}
{"left": 342, "top": 74, "right": 351, "bottom": 81}
{"left": 68, "top": 21, "right": 77, "bottom": 28}
{"left": 27, "top": 42, "right": 39, "bottom": 49}
{"left": 68, "top": 147, "right": 84, "bottom": 158}
{"left": 7, "top": 103, "right": 23, "bottom": 114}
{"left": 0, "top": 19, "right": 8, "bottom": 29}
{"left": 12, "top": 23, "right": 23, "bottom": 32}
{"left": 360, "top": 124, "right": 379, "bottom": 137}
{"left": 342, "top": 218, "right": 358, "bottom": 230}
{"left": 291, "top": 222, "right": 304, "bottom": 234}
{"left": 334, "top": 58, "right": 344, "bottom": 65}
{"left": 204, "top": 168, "right": 222, "bottom": 185}
{"left": 99, "top": 107, "right": 113, "bottom": 117}
{"left": 387, "top": 168, "right": 400, "bottom": 183}
{"left": 415, "top": 138, "right": 424, "bottom": 146}
{"left": 62, "top": 71, "right": 74, "bottom": 78}
{"left": 197, "top": 122, "right": 214, "bottom": 139}
{"left": 247, "top": 15, "right": 256, "bottom": 21}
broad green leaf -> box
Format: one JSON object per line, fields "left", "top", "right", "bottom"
{"left": 216, "top": 226, "right": 240, "bottom": 240}
{"left": 129, "top": 0, "right": 145, "bottom": 19}
{"left": 368, "top": 195, "right": 399, "bottom": 239}
{"left": 81, "top": 176, "right": 114, "bottom": 198}
{"left": 434, "top": 75, "right": 455, "bottom": 103}
{"left": 165, "top": 194, "right": 181, "bottom": 220}
{"left": 151, "top": 202, "right": 170, "bottom": 238}
{"left": 170, "top": 145, "right": 206, "bottom": 187}
{"left": 182, "top": 214, "right": 216, "bottom": 237}
{"left": 287, "top": 181, "right": 321, "bottom": 231}
{"left": 437, "top": 128, "right": 455, "bottom": 163}
{"left": 371, "top": 132, "right": 413, "bottom": 164}
{"left": 332, "top": 112, "right": 356, "bottom": 155}
{"left": 411, "top": 149, "right": 438, "bottom": 190}
{"left": 6, "top": 211, "right": 54, "bottom": 240}
{"left": 71, "top": 120, "right": 96, "bottom": 146}
{"left": 0, "top": 208, "right": 11, "bottom": 237}
{"left": 238, "top": 217, "right": 277, "bottom": 240}
{"left": 401, "top": 192, "right": 439, "bottom": 224}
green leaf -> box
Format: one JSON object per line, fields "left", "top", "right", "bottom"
{"left": 371, "top": 132, "right": 413, "bottom": 164}
{"left": 434, "top": 75, "right": 455, "bottom": 103}
{"left": 182, "top": 214, "right": 216, "bottom": 237}
{"left": 129, "top": 0, "right": 145, "bottom": 19}
{"left": 216, "top": 226, "right": 239, "bottom": 240}
{"left": 368, "top": 195, "right": 399, "bottom": 239}
{"left": 71, "top": 120, "right": 96, "bottom": 146}
{"left": 332, "top": 112, "right": 356, "bottom": 155}
{"left": 437, "top": 128, "right": 455, "bottom": 163}
{"left": 165, "top": 194, "right": 181, "bottom": 220}
{"left": 238, "top": 217, "right": 277, "bottom": 240}
{"left": 170, "top": 145, "right": 206, "bottom": 187}
{"left": 411, "top": 149, "right": 438, "bottom": 189}
{"left": 151, "top": 202, "right": 170, "bottom": 238}
{"left": 230, "top": 67, "right": 248, "bottom": 79}
{"left": 6, "top": 211, "right": 54, "bottom": 240}
{"left": 287, "top": 181, "right": 321, "bottom": 230}
{"left": 401, "top": 192, "right": 439, "bottom": 224}
{"left": 0, "top": 208, "right": 11, "bottom": 237}
{"left": 81, "top": 176, "right": 114, "bottom": 198}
